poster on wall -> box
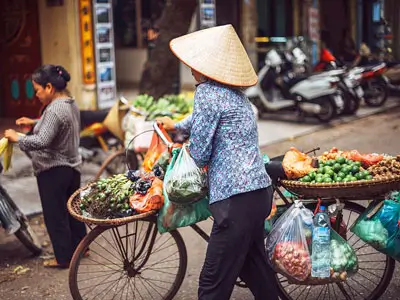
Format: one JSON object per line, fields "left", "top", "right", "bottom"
{"left": 199, "top": 0, "right": 216, "bottom": 29}
{"left": 93, "top": 0, "right": 117, "bottom": 109}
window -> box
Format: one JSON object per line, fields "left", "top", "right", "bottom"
{"left": 113, "top": 0, "right": 165, "bottom": 48}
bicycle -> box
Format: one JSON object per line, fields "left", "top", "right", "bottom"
{"left": 67, "top": 123, "right": 397, "bottom": 300}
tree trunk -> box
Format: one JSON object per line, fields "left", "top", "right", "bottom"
{"left": 139, "top": 0, "right": 197, "bottom": 98}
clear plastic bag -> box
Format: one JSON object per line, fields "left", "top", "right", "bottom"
{"left": 158, "top": 148, "right": 211, "bottom": 233}
{"left": 266, "top": 201, "right": 313, "bottom": 281}
{"left": 164, "top": 145, "right": 208, "bottom": 204}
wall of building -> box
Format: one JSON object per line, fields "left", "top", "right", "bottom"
{"left": 37, "top": 0, "right": 95, "bottom": 109}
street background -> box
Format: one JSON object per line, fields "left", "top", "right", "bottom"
{"left": 0, "top": 102, "right": 399, "bottom": 300}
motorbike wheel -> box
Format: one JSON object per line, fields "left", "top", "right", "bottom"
{"left": 14, "top": 216, "right": 42, "bottom": 256}
{"left": 342, "top": 92, "right": 361, "bottom": 115}
{"left": 314, "top": 97, "right": 337, "bottom": 123}
{"left": 364, "top": 78, "right": 389, "bottom": 107}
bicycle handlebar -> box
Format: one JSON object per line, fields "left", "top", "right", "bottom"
{"left": 153, "top": 122, "right": 174, "bottom": 149}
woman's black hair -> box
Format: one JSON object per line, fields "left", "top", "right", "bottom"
{"left": 32, "top": 64, "right": 71, "bottom": 91}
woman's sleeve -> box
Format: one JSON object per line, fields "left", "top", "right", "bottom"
{"left": 189, "top": 86, "right": 220, "bottom": 168}
{"left": 18, "top": 110, "right": 61, "bottom": 152}
{"left": 174, "top": 114, "right": 192, "bottom": 134}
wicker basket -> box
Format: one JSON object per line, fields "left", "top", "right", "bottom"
{"left": 280, "top": 175, "right": 400, "bottom": 200}
{"left": 67, "top": 183, "right": 156, "bottom": 226}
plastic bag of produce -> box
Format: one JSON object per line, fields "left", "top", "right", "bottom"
{"left": 329, "top": 230, "right": 358, "bottom": 279}
{"left": 351, "top": 199, "right": 400, "bottom": 251}
{"left": 158, "top": 149, "right": 211, "bottom": 233}
{"left": 266, "top": 201, "right": 313, "bottom": 281}
{"left": 129, "top": 177, "right": 164, "bottom": 213}
{"left": 142, "top": 127, "right": 171, "bottom": 172}
{"left": 164, "top": 145, "right": 208, "bottom": 204}
{"left": 282, "top": 147, "right": 316, "bottom": 179}
{"left": 0, "top": 137, "right": 15, "bottom": 172}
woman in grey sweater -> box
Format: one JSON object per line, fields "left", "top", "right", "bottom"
{"left": 5, "top": 65, "right": 86, "bottom": 268}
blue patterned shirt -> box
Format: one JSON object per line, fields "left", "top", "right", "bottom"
{"left": 175, "top": 80, "right": 271, "bottom": 204}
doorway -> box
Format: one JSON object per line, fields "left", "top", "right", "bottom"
{"left": 0, "top": 0, "right": 42, "bottom": 118}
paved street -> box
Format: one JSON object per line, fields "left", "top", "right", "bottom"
{"left": 0, "top": 103, "right": 400, "bottom": 299}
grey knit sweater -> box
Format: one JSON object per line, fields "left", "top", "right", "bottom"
{"left": 19, "top": 98, "right": 82, "bottom": 175}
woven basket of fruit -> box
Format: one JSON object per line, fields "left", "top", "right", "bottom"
{"left": 67, "top": 183, "right": 156, "bottom": 226}
{"left": 67, "top": 170, "right": 167, "bottom": 226}
{"left": 280, "top": 148, "right": 400, "bottom": 199}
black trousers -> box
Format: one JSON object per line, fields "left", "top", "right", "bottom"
{"left": 37, "top": 166, "right": 87, "bottom": 264}
{"left": 198, "top": 187, "right": 279, "bottom": 300}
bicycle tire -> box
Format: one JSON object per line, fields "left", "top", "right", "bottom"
{"left": 69, "top": 218, "right": 188, "bottom": 300}
{"left": 276, "top": 201, "right": 395, "bottom": 300}
{"left": 93, "top": 149, "right": 126, "bottom": 180}
{"left": 14, "top": 217, "right": 42, "bottom": 256}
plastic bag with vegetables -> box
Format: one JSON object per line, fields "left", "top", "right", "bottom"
{"left": 351, "top": 197, "right": 400, "bottom": 261}
{"left": 157, "top": 148, "right": 211, "bottom": 233}
{"left": 129, "top": 177, "right": 164, "bottom": 214}
{"left": 266, "top": 201, "right": 313, "bottom": 281}
{"left": 164, "top": 145, "right": 208, "bottom": 204}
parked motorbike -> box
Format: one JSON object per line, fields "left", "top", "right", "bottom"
{"left": 0, "top": 162, "right": 42, "bottom": 255}
{"left": 246, "top": 49, "right": 344, "bottom": 123}
{"left": 315, "top": 47, "right": 389, "bottom": 107}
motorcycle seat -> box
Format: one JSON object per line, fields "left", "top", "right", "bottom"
{"left": 283, "top": 74, "right": 308, "bottom": 88}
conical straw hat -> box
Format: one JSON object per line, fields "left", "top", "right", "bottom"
{"left": 170, "top": 24, "right": 258, "bottom": 87}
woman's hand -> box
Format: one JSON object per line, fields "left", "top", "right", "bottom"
{"left": 16, "top": 117, "right": 36, "bottom": 126}
{"left": 4, "top": 129, "right": 19, "bottom": 143}
{"left": 156, "top": 117, "right": 176, "bottom": 131}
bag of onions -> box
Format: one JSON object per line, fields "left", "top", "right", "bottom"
{"left": 266, "top": 201, "right": 314, "bottom": 282}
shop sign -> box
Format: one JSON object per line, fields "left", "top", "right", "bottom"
{"left": 79, "top": 0, "right": 96, "bottom": 85}
{"left": 308, "top": 7, "right": 320, "bottom": 42}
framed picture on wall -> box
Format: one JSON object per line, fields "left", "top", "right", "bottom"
{"left": 200, "top": 0, "right": 214, "bottom": 4}
{"left": 97, "top": 27, "right": 111, "bottom": 43}
{"left": 99, "top": 48, "right": 112, "bottom": 62}
{"left": 99, "top": 67, "right": 112, "bottom": 82}
{"left": 96, "top": 7, "right": 110, "bottom": 23}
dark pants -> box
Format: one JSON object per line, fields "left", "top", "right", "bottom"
{"left": 37, "top": 166, "right": 87, "bottom": 264}
{"left": 198, "top": 187, "right": 279, "bottom": 300}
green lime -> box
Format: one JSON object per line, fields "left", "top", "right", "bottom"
{"left": 324, "top": 173, "right": 332, "bottom": 179}
{"left": 324, "top": 166, "right": 333, "bottom": 173}
{"left": 366, "top": 175, "right": 374, "bottom": 180}
{"left": 336, "top": 156, "right": 346, "bottom": 164}
{"left": 343, "top": 178, "right": 351, "bottom": 182}
{"left": 341, "top": 166, "right": 351, "bottom": 174}
{"left": 351, "top": 165, "right": 360, "bottom": 174}
{"left": 326, "top": 169, "right": 335, "bottom": 177}
{"left": 309, "top": 172, "right": 317, "bottom": 180}
{"left": 336, "top": 177, "right": 343, "bottom": 182}
{"left": 345, "top": 159, "right": 353, "bottom": 164}
{"left": 318, "top": 167, "right": 325, "bottom": 174}
{"left": 325, "top": 160, "right": 335, "bottom": 167}
{"left": 311, "top": 180, "right": 316, "bottom": 183}
{"left": 354, "top": 161, "right": 362, "bottom": 167}
{"left": 361, "top": 170, "right": 369, "bottom": 178}
{"left": 355, "top": 172, "right": 363, "bottom": 180}
{"left": 316, "top": 177, "right": 324, "bottom": 183}
{"left": 333, "top": 163, "right": 342, "bottom": 172}
{"left": 302, "top": 176, "right": 311, "bottom": 182}
{"left": 337, "top": 171, "right": 346, "bottom": 178}
{"left": 324, "top": 177, "right": 333, "bottom": 183}
{"left": 351, "top": 176, "right": 358, "bottom": 182}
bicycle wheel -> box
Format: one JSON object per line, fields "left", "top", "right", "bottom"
{"left": 94, "top": 149, "right": 127, "bottom": 180}
{"left": 69, "top": 217, "right": 188, "bottom": 300}
{"left": 277, "top": 201, "right": 395, "bottom": 300}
